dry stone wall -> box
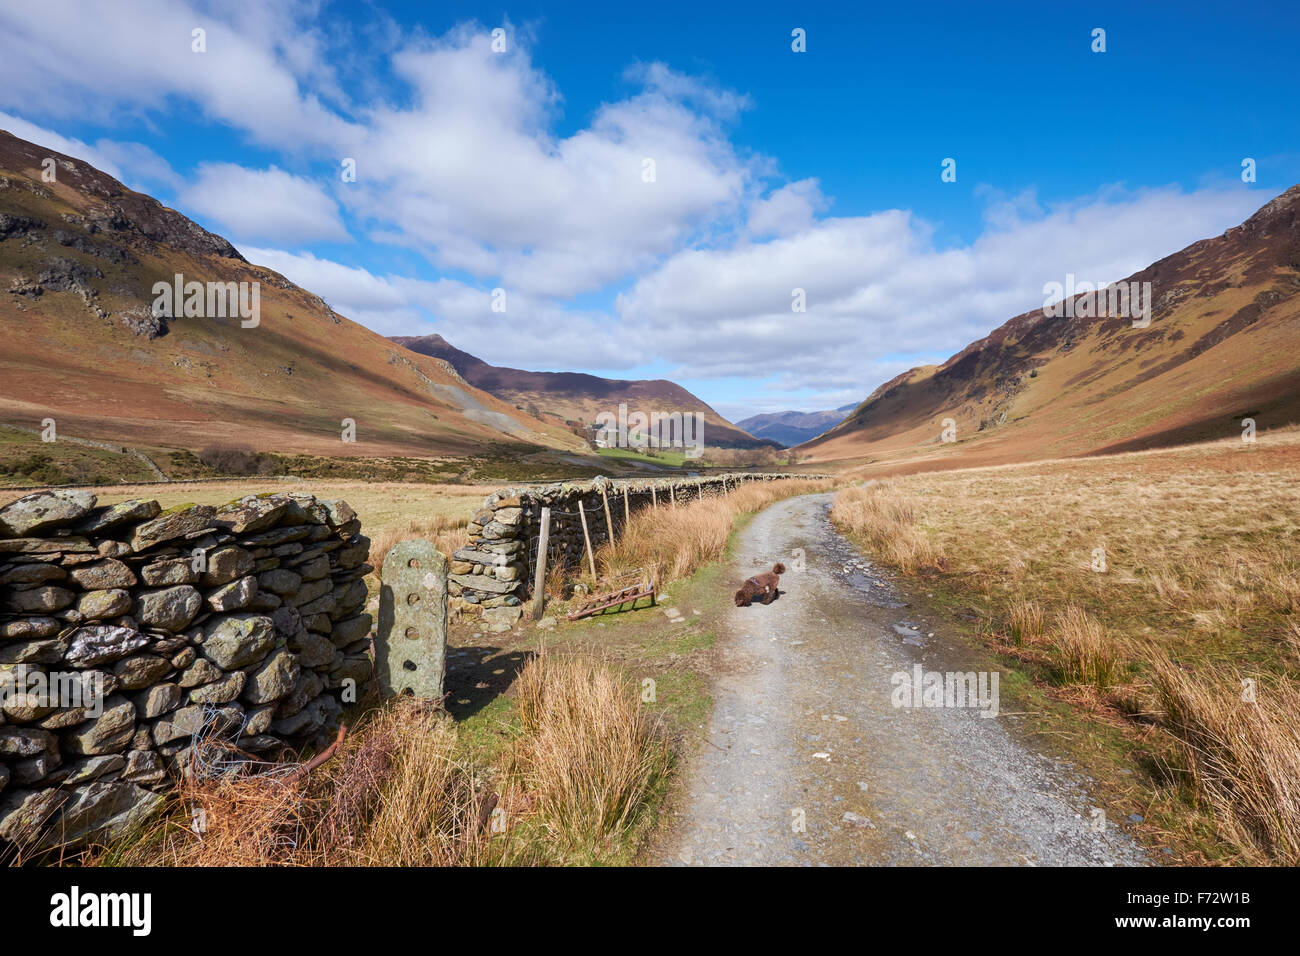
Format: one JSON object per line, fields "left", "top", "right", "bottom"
{"left": 0, "top": 489, "right": 374, "bottom": 853}
{"left": 451, "top": 473, "right": 821, "bottom": 621}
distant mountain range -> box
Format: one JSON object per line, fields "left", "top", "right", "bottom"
{"left": 799, "top": 185, "right": 1300, "bottom": 470}
{"left": 735, "top": 404, "right": 858, "bottom": 447}
{"left": 392, "top": 333, "right": 772, "bottom": 449}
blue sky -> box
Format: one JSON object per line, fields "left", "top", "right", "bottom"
{"left": 1, "top": 0, "right": 1295, "bottom": 420}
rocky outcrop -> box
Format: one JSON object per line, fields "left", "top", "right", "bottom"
{"left": 0, "top": 490, "right": 374, "bottom": 853}
{"left": 0, "top": 131, "right": 244, "bottom": 262}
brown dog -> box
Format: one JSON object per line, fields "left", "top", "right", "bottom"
{"left": 734, "top": 563, "right": 786, "bottom": 606}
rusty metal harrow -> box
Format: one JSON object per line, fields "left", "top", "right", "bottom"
{"left": 567, "top": 568, "right": 657, "bottom": 621}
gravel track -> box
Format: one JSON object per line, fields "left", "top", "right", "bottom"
{"left": 663, "top": 493, "right": 1150, "bottom": 867}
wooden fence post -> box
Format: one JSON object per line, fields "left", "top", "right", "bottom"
{"left": 651, "top": 485, "right": 658, "bottom": 509}
{"left": 623, "top": 486, "right": 630, "bottom": 526}
{"left": 601, "top": 486, "right": 615, "bottom": 546}
{"left": 532, "top": 506, "right": 551, "bottom": 620}
{"left": 577, "top": 500, "right": 598, "bottom": 580}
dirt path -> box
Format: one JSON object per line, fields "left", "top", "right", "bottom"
{"left": 661, "top": 493, "right": 1149, "bottom": 866}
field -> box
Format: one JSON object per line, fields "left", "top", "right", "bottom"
{"left": 831, "top": 427, "right": 1300, "bottom": 864}
{"left": 836, "top": 427, "right": 1300, "bottom": 667}
{"left": 595, "top": 446, "right": 689, "bottom": 467}
{"left": 1, "top": 476, "right": 485, "bottom": 544}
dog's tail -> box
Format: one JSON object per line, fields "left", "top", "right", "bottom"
{"left": 772, "top": 562, "right": 787, "bottom": 575}
{"left": 734, "top": 589, "right": 747, "bottom": 606}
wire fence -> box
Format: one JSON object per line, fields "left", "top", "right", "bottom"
{"left": 518, "top": 485, "right": 732, "bottom": 597}
{"left": 189, "top": 703, "right": 296, "bottom": 782}
{"left": 523, "top": 500, "right": 607, "bottom": 597}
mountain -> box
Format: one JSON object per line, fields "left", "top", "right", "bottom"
{"left": 736, "top": 404, "right": 857, "bottom": 447}
{"left": 0, "top": 130, "right": 582, "bottom": 462}
{"left": 799, "top": 186, "right": 1300, "bottom": 471}
{"left": 392, "top": 333, "right": 773, "bottom": 449}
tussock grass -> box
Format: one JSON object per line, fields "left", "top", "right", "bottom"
{"left": 828, "top": 432, "right": 1300, "bottom": 863}
{"left": 92, "top": 653, "right": 672, "bottom": 867}
{"left": 1150, "top": 658, "right": 1300, "bottom": 865}
{"left": 596, "top": 478, "right": 835, "bottom": 585}
{"left": 311, "top": 705, "right": 499, "bottom": 866}
{"left": 829, "top": 482, "right": 946, "bottom": 573}
{"left": 512, "top": 652, "right": 673, "bottom": 854}
{"left": 1285, "top": 620, "right": 1300, "bottom": 663}
{"left": 96, "top": 701, "right": 499, "bottom": 866}
{"left": 835, "top": 434, "right": 1300, "bottom": 664}
{"left": 1008, "top": 598, "right": 1046, "bottom": 646}
{"left": 1049, "top": 605, "right": 1122, "bottom": 690}
{"left": 830, "top": 434, "right": 1300, "bottom": 673}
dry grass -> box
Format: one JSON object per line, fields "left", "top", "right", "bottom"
{"left": 1049, "top": 605, "right": 1123, "bottom": 690}
{"left": 97, "top": 700, "right": 500, "bottom": 866}
{"left": 833, "top": 433, "right": 1300, "bottom": 666}
{"left": 596, "top": 478, "right": 835, "bottom": 585}
{"left": 310, "top": 704, "right": 500, "bottom": 866}
{"left": 512, "top": 652, "right": 673, "bottom": 853}
{"left": 829, "top": 481, "right": 947, "bottom": 573}
{"left": 1285, "top": 619, "right": 1300, "bottom": 662}
{"left": 91, "top": 652, "right": 671, "bottom": 867}
{"left": 1150, "top": 658, "right": 1300, "bottom": 865}
{"left": 368, "top": 512, "right": 471, "bottom": 568}
{"left": 828, "top": 431, "right": 1300, "bottom": 863}
{"left": 1008, "top": 598, "right": 1046, "bottom": 646}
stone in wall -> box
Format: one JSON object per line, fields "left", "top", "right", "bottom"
{"left": 0, "top": 489, "right": 377, "bottom": 853}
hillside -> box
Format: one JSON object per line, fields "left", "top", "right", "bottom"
{"left": 0, "top": 130, "right": 583, "bottom": 468}
{"left": 736, "top": 403, "right": 856, "bottom": 447}
{"left": 393, "top": 333, "right": 772, "bottom": 450}
{"left": 800, "top": 185, "right": 1300, "bottom": 470}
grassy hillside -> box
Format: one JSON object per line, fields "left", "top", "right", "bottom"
{"left": 0, "top": 130, "right": 585, "bottom": 470}
{"left": 802, "top": 185, "right": 1300, "bottom": 472}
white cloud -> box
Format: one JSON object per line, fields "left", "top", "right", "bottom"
{"left": 339, "top": 31, "right": 756, "bottom": 298}
{"left": 249, "top": 184, "right": 1262, "bottom": 405}
{"left": 746, "top": 179, "right": 828, "bottom": 238}
{"left": 241, "top": 246, "right": 631, "bottom": 371}
{"left": 243, "top": 247, "right": 409, "bottom": 313}
{"left": 88, "top": 139, "right": 184, "bottom": 193}
{"left": 181, "top": 164, "right": 349, "bottom": 244}
{"left": 617, "top": 185, "right": 1264, "bottom": 392}
{"left": 0, "top": 8, "right": 762, "bottom": 300}
{"left": 0, "top": 0, "right": 357, "bottom": 151}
